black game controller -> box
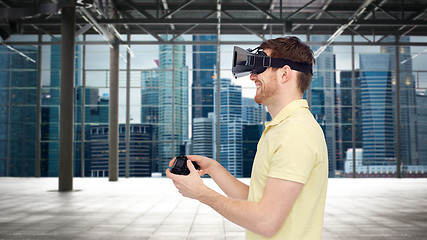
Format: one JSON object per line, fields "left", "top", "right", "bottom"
{"left": 170, "top": 155, "right": 200, "bottom": 175}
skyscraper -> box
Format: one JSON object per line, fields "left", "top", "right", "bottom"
{"left": 242, "top": 97, "right": 263, "bottom": 124}
{"left": 141, "top": 69, "right": 160, "bottom": 125}
{"left": 214, "top": 78, "right": 243, "bottom": 177}
{"left": 310, "top": 35, "right": 338, "bottom": 177}
{"left": 192, "top": 114, "right": 214, "bottom": 158}
{"left": 0, "top": 45, "right": 38, "bottom": 176}
{"left": 43, "top": 39, "right": 81, "bottom": 176}
{"left": 415, "top": 91, "right": 427, "bottom": 166}
{"left": 157, "top": 36, "right": 189, "bottom": 173}
{"left": 241, "top": 97, "right": 264, "bottom": 177}
{"left": 360, "top": 54, "right": 395, "bottom": 165}
{"left": 75, "top": 90, "right": 109, "bottom": 177}
{"left": 87, "top": 124, "right": 154, "bottom": 177}
{"left": 192, "top": 35, "right": 217, "bottom": 118}
{"left": 340, "top": 70, "right": 362, "bottom": 168}
{"left": 381, "top": 36, "right": 417, "bottom": 166}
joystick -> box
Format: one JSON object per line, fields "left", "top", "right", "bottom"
{"left": 170, "top": 155, "right": 200, "bottom": 175}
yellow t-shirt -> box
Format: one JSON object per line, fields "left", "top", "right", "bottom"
{"left": 247, "top": 99, "right": 328, "bottom": 240}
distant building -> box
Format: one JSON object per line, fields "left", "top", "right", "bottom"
{"left": 0, "top": 45, "right": 38, "bottom": 176}
{"left": 381, "top": 36, "right": 417, "bottom": 166}
{"left": 155, "top": 36, "right": 189, "bottom": 174}
{"left": 310, "top": 35, "right": 338, "bottom": 177}
{"left": 192, "top": 35, "right": 216, "bottom": 119}
{"left": 360, "top": 54, "right": 395, "bottom": 166}
{"left": 340, "top": 70, "right": 362, "bottom": 171}
{"left": 214, "top": 78, "right": 243, "bottom": 177}
{"left": 87, "top": 124, "right": 154, "bottom": 177}
{"left": 416, "top": 91, "right": 427, "bottom": 166}
{"left": 192, "top": 114, "right": 214, "bottom": 158}
{"left": 242, "top": 124, "right": 263, "bottom": 177}
{"left": 345, "top": 148, "right": 427, "bottom": 177}
{"left": 43, "top": 39, "right": 82, "bottom": 176}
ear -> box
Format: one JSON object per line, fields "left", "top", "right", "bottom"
{"left": 279, "top": 65, "right": 293, "bottom": 83}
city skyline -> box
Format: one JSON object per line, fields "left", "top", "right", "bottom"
{"left": 0, "top": 34, "right": 426, "bottom": 177}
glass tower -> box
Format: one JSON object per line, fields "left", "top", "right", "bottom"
{"left": 0, "top": 45, "right": 37, "bottom": 176}
{"left": 360, "top": 54, "right": 395, "bottom": 165}
{"left": 310, "top": 35, "right": 338, "bottom": 177}
{"left": 192, "top": 35, "right": 217, "bottom": 118}
{"left": 381, "top": 36, "right": 417, "bottom": 166}
{"left": 214, "top": 78, "right": 243, "bottom": 177}
{"left": 157, "top": 36, "right": 189, "bottom": 173}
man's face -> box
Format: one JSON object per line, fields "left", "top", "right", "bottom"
{"left": 249, "top": 49, "right": 279, "bottom": 105}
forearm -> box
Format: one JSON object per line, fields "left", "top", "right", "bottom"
{"left": 199, "top": 187, "right": 275, "bottom": 238}
{"left": 208, "top": 163, "right": 249, "bottom": 200}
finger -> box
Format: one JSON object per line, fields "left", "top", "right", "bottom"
{"left": 169, "top": 157, "right": 176, "bottom": 167}
{"left": 187, "top": 155, "right": 201, "bottom": 165}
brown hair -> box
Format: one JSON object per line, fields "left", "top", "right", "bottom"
{"left": 259, "top": 36, "right": 315, "bottom": 94}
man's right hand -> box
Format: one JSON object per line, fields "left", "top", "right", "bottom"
{"left": 186, "top": 155, "right": 218, "bottom": 176}
{"left": 168, "top": 155, "right": 218, "bottom": 177}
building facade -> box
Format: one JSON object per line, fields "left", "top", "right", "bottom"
{"left": 360, "top": 54, "right": 395, "bottom": 165}
{"left": 0, "top": 45, "right": 38, "bottom": 176}
{"left": 214, "top": 78, "right": 243, "bottom": 177}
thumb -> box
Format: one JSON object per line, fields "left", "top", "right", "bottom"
{"left": 187, "top": 160, "right": 197, "bottom": 174}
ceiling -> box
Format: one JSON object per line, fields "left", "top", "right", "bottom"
{"left": 0, "top": 0, "right": 426, "bottom": 44}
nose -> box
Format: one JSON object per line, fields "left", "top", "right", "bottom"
{"left": 249, "top": 72, "right": 258, "bottom": 81}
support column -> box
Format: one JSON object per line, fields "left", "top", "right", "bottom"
{"left": 35, "top": 34, "right": 42, "bottom": 178}
{"left": 351, "top": 34, "right": 356, "bottom": 178}
{"left": 109, "top": 40, "right": 119, "bottom": 181}
{"left": 125, "top": 33, "right": 131, "bottom": 178}
{"left": 59, "top": 5, "right": 76, "bottom": 191}
{"left": 395, "top": 35, "right": 401, "bottom": 178}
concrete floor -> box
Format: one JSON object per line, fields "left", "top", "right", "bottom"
{"left": 0, "top": 177, "right": 426, "bottom": 240}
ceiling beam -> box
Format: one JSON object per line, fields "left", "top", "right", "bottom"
{"left": 161, "top": 0, "right": 195, "bottom": 19}
{"left": 122, "top": 0, "right": 154, "bottom": 20}
{"left": 245, "top": 0, "right": 277, "bottom": 20}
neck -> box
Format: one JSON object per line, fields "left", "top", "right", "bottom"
{"left": 266, "top": 91, "right": 302, "bottom": 119}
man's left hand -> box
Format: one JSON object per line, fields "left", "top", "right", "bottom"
{"left": 166, "top": 160, "right": 209, "bottom": 200}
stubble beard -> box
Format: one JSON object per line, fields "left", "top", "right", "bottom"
{"left": 254, "top": 77, "right": 279, "bottom": 105}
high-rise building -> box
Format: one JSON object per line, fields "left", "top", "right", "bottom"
{"left": 192, "top": 35, "right": 216, "bottom": 119}
{"left": 0, "top": 45, "right": 38, "bottom": 176}
{"left": 242, "top": 97, "right": 263, "bottom": 124}
{"left": 75, "top": 90, "right": 109, "bottom": 177}
{"left": 87, "top": 124, "right": 154, "bottom": 177}
{"left": 340, "top": 70, "right": 362, "bottom": 169}
{"left": 310, "top": 35, "right": 338, "bottom": 177}
{"left": 141, "top": 69, "right": 160, "bottom": 125}
{"left": 241, "top": 97, "right": 264, "bottom": 177}
{"left": 42, "top": 39, "right": 82, "bottom": 177}
{"left": 381, "top": 36, "right": 417, "bottom": 166}
{"left": 192, "top": 114, "right": 214, "bottom": 158}
{"left": 359, "top": 54, "right": 395, "bottom": 165}
{"left": 214, "top": 78, "right": 243, "bottom": 177}
{"left": 141, "top": 68, "right": 160, "bottom": 172}
{"left": 415, "top": 90, "right": 427, "bottom": 166}
{"left": 157, "top": 36, "right": 189, "bottom": 173}
{"left": 242, "top": 124, "right": 263, "bottom": 177}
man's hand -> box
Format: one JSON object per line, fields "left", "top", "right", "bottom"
{"left": 166, "top": 159, "right": 210, "bottom": 200}
{"left": 167, "top": 155, "right": 218, "bottom": 177}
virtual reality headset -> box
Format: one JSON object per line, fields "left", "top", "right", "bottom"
{"left": 232, "top": 46, "right": 313, "bottom": 78}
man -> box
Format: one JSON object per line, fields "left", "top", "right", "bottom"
{"left": 166, "top": 36, "right": 328, "bottom": 240}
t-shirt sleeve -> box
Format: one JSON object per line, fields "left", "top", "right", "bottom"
{"left": 268, "top": 123, "right": 316, "bottom": 184}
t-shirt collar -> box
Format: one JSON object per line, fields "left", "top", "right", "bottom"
{"left": 265, "top": 99, "right": 309, "bottom": 128}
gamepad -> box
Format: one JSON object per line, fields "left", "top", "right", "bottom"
{"left": 170, "top": 155, "right": 200, "bottom": 175}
